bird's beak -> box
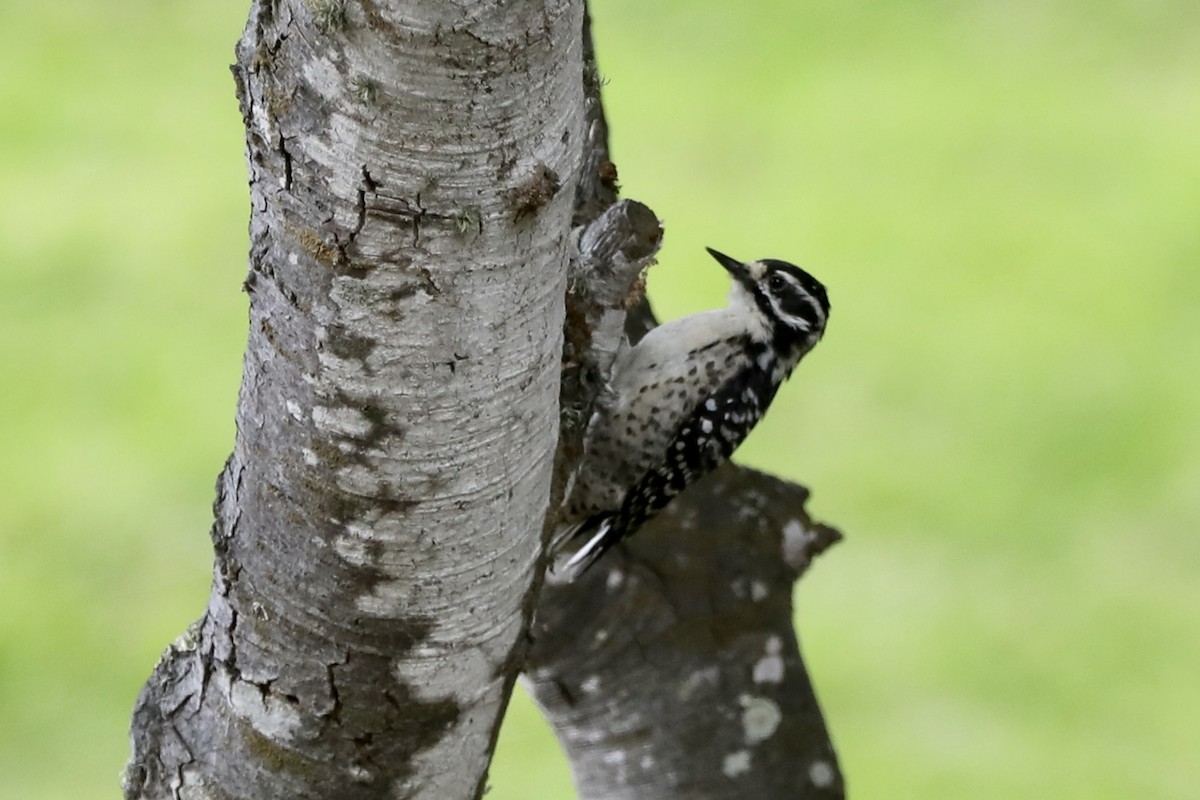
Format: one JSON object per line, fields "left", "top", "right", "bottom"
{"left": 706, "top": 247, "right": 753, "bottom": 287}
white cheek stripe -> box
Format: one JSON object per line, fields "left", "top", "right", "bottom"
{"left": 767, "top": 295, "right": 813, "bottom": 331}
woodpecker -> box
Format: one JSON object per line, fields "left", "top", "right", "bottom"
{"left": 553, "top": 247, "right": 830, "bottom": 577}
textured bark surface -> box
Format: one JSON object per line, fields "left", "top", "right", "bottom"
{"left": 527, "top": 467, "right": 844, "bottom": 799}
{"left": 126, "top": 2, "right": 844, "bottom": 798}
{"left": 125, "top": 1, "right": 584, "bottom": 798}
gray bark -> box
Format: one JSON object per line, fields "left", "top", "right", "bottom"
{"left": 126, "top": 2, "right": 844, "bottom": 799}
{"left": 126, "top": 1, "right": 583, "bottom": 797}
{"left": 527, "top": 466, "right": 844, "bottom": 799}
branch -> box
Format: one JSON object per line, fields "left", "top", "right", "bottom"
{"left": 527, "top": 467, "right": 843, "bottom": 799}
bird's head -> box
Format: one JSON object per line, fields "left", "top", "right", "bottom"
{"left": 706, "top": 247, "right": 830, "bottom": 351}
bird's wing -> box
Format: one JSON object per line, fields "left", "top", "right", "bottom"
{"left": 555, "top": 352, "right": 780, "bottom": 576}
{"left": 566, "top": 310, "right": 754, "bottom": 517}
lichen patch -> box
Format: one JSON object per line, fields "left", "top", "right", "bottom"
{"left": 722, "top": 749, "right": 751, "bottom": 778}
{"left": 739, "top": 694, "right": 782, "bottom": 745}
{"left": 782, "top": 517, "right": 816, "bottom": 569}
{"left": 752, "top": 636, "right": 785, "bottom": 685}
{"left": 809, "top": 760, "right": 836, "bottom": 788}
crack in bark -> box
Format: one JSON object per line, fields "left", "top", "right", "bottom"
{"left": 280, "top": 134, "right": 294, "bottom": 192}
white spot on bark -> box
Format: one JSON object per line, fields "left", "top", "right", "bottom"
{"left": 581, "top": 675, "right": 602, "bottom": 694}
{"left": 317, "top": 350, "right": 359, "bottom": 372}
{"left": 599, "top": 747, "right": 630, "bottom": 783}
{"left": 393, "top": 647, "right": 493, "bottom": 704}
{"left": 750, "top": 580, "right": 768, "bottom": 602}
{"left": 355, "top": 580, "right": 409, "bottom": 616}
{"left": 347, "top": 764, "right": 373, "bottom": 784}
{"left": 286, "top": 400, "right": 304, "bottom": 421}
{"left": 809, "top": 760, "right": 836, "bottom": 788}
{"left": 605, "top": 569, "right": 625, "bottom": 591}
{"left": 722, "top": 749, "right": 751, "bottom": 778}
{"left": 753, "top": 635, "right": 785, "bottom": 684}
{"left": 301, "top": 56, "right": 344, "bottom": 104}
{"left": 639, "top": 754, "right": 655, "bottom": 770}
{"left": 336, "top": 464, "right": 384, "bottom": 497}
{"left": 302, "top": 448, "right": 319, "bottom": 466}
{"left": 739, "top": 694, "right": 782, "bottom": 745}
{"left": 677, "top": 666, "right": 720, "bottom": 701}
{"left": 228, "top": 678, "right": 302, "bottom": 743}
{"left": 288, "top": 252, "right": 299, "bottom": 266}
{"left": 782, "top": 518, "right": 816, "bottom": 570}
{"left": 251, "top": 97, "right": 274, "bottom": 139}
{"left": 751, "top": 655, "right": 784, "bottom": 684}
{"left": 313, "top": 405, "right": 373, "bottom": 438}
{"left": 333, "top": 524, "right": 375, "bottom": 567}
{"left": 593, "top": 628, "right": 609, "bottom": 644}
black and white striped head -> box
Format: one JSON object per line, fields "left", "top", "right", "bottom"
{"left": 707, "top": 247, "right": 830, "bottom": 350}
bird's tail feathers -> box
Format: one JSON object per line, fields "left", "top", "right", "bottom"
{"left": 548, "top": 516, "right": 585, "bottom": 555}
{"left": 549, "top": 513, "right": 617, "bottom": 581}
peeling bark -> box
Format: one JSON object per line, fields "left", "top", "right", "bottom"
{"left": 126, "top": 1, "right": 584, "bottom": 798}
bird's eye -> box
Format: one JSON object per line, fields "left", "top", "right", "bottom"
{"left": 767, "top": 275, "right": 786, "bottom": 292}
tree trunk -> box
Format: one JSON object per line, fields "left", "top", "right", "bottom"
{"left": 125, "top": 1, "right": 584, "bottom": 797}
{"left": 125, "top": 2, "right": 844, "bottom": 799}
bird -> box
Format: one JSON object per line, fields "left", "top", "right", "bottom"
{"left": 552, "top": 246, "right": 830, "bottom": 577}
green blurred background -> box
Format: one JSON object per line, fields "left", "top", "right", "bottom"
{"left": 2, "top": 0, "right": 1197, "bottom": 797}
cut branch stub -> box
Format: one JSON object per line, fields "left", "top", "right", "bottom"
{"left": 556, "top": 199, "right": 662, "bottom": 476}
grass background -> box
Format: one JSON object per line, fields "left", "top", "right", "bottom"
{"left": 2, "top": 0, "right": 1197, "bottom": 797}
